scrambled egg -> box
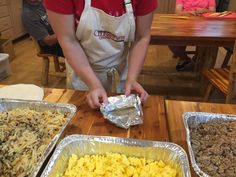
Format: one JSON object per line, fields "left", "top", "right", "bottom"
{"left": 62, "top": 153, "right": 177, "bottom": 177}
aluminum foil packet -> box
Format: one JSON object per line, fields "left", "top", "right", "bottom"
{"left": 100, "top": 94, "right": 143, "bottom": 129}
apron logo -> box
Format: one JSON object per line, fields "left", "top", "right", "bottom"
{"left": 94, "top": 30, "right": 125, "bottom": 42}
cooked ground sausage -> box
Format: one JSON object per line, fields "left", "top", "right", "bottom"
{"left": 190, "top": 121, "right": 236, "bottom": 177}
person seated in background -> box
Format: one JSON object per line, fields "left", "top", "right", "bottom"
{"left": 22, "top": 0, "right": 64, "bottom": 57}
{"left": 216, "top": 0, "right": 230, "bottom": 12}
{"left": 169, "top": 0, "right": 216, "bottom": 71}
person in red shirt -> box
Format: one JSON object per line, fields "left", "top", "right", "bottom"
{"left": 44, "top": 0, "right": 157, "bottom": 109}
{"left": 170, "top": 0, "right": 216, "bottom": 71}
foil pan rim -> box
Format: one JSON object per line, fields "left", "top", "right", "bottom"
{"left": 0, "top": 98, "right": 77, "bottom": 177}
{"left": 183, "top": 112, "right": 236, "bottom": 177}
{"left": 41, "top": 134, "right": 191, "bottom": 177}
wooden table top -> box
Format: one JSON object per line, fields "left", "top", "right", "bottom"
{"left": 165, "top": 99, "right": 236, "bottom": 177}
{"left": 43, "top": 88, "right": 168, "bottom": 141}
{"left": 151, "top": 14, "right": 236, "bottom": 47}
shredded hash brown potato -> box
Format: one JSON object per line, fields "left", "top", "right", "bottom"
{"left": 0, "top": 108, "right": 67, "bottom": 177}
{"left": 62, "top": 153, "right": 177, "bottom": 177}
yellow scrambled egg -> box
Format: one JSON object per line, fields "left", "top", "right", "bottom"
{"left": 62, "top": 153, "right": 177, "bottom": 177}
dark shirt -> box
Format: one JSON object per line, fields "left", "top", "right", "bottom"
{"left": 22, "top": 1, "right": 53, "bottom": 42}
{"left": 22, "top": 0, "right": 63, "bottom": 57}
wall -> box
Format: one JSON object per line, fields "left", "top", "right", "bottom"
{"left": 155, "top": 0, "right": 176, "bottom": 14}
{"left": 228, "top": 0, "right": 236, "bottom": 10}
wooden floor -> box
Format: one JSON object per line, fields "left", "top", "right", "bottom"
{"left": 0, "top": 37, "right": 227, "bottom": 102}
{"left": 0, "top": 38, "right": 65, "bottom": 88}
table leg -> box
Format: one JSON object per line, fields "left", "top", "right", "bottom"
{"left": 196, "top": 46, "right": 218, "bottom": 96}
{"left": 226, "top": 40, "right": 236, "bottom": 103}
{"left": 195, "top": 46, "right": 218, "bottom": 71}
{"left": 42, "top": 57, "right": 49, "bottom": 86}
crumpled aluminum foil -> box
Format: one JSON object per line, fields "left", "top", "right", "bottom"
{"left": 100, "top": 94, "right": 143, "bottom": 129}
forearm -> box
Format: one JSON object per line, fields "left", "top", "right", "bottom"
{"left": 127, "top": 35, "right": 150, "bottom": 81}
{"left": 60, "top": 37, "right": 101, "bottom": 89}
{"left": 127, "top": 13, "right": 153, "bottom": 82}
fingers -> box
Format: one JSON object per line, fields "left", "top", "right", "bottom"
{"left": 140, "top": 90, "right": 149, "bottom": 102}
{"left": 86, "top": 88, "right": 108, "bottom": 109}
{"left": 87, "top": 94, "right": 101, "bottom": 109}
{"left": 101, "top": 92, "right": 108, "bottom": 104}
{"left": 126, "top": 80, "right": 149, "bottom": 102}
{"left": 125, "top": 83, "right": 131, "bottom": 96}
{"left": 135, "top": 84, "right": 149, "bottom": 102}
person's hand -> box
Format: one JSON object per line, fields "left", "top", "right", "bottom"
{"left": 125, "top": 79, "right": 149, "bottom": 102}
{"left": 86, "top": 85, "right": 108, "bottom": 109}
{"left": 179, "top": 11, "right": 197, "bottom": 16}
{"left": 195, "top": 8, "right": 208, "bottom": 15}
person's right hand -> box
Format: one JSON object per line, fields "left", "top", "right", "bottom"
{"left": 195, "top": 8, "right": 208, "bottom": 14}
{"left": 86, "top": 85, "right": 108, "bottom": 109}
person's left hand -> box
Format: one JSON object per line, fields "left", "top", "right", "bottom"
{"left": 125, "top": 79, "right": 149, "bottom": 102}
{"left": 195, "top": 8, "right": 208, "bottom": 15}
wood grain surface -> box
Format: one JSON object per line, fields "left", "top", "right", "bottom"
{"left": 151, "top": 14, "right": 236, "bottom": 47}
{"left": 165, "top": 100, "right": 236, "bottom": 176}
{"left": 44, "top": 88, "right": 169, "bottom": 141}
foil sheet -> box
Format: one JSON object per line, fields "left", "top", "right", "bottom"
{"left": 41, "top": 134, "right": 191, "bottom": 177}
{"left": 183, "top": 112, "right": 236, "bottom": 177}
{"left": 100, "top": 94, "right": 143, "bottom": 129}
{"left": 0, "top": 98, "right": 77, "bottom": 177}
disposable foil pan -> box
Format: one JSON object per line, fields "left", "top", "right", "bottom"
{"left": 0, "top": 98, "right": 77, "bottom": 177}
{"left": 183, "top": 112, "right": 236, "bottom": 177}
{"left": 41, "top": 134, "right": 191, "bottom": 177}
{"left": 100, "top": 94, "right": 143, "bottom": 129}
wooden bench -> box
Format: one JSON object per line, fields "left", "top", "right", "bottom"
{"left": 32, "top": 37, "right": 66, "bottom": 85}
{"left": 203, "top": 67, "right": 230, "bottom": 97}
{"left": 202, "top": 44, "right": 236, "bottom": 103}
{"left": 37, "top": 52, "right": 65, "bottom": 85}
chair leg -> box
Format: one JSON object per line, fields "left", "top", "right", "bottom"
{"left": 53, "top": 56, "right": 61, "bottom": 72}
{"left": 226, "top": 79, "right": 235, "bottom": 104}
{"left": 221, "top": 50, "right": 232, "bottom": 67}
{"left": 203, "top": 83, "right": 214, "bottom": 102}
{"left": 42, "top": 57, "right": 50, "bottom": 85}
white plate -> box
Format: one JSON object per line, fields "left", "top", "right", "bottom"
{"left": 0, "top": 84, "right": 44, "bottom": 100}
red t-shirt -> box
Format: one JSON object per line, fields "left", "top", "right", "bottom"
{"left": 44, "top": 0, "right": 157, "bottom": 20}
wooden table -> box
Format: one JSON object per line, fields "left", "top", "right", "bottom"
{"left": 151, "top": 14, "right": 236, "bottom": 47}
{"left": 165, "top": 99, "right": 236, "bottom": 176}
{"left": 43, "top": 88, "right": 168, "bottom": 141}
{"left": 148, "top": 14, "right": 236, "bottom": 96}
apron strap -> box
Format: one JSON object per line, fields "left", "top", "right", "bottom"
{"left": 124, "top": 0, "right": 135, "bottom": 41}
{"left": 124, "top": 0, "right": 133, "bottom": 14}
{"left": 84, "top": 0, "right": 91, "bottom": 9}
{"left": 107, "top": 68, "right": 120, "bottom": 93}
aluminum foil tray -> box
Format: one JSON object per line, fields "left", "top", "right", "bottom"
{"left": 0, "top": 98, "right": 77, "bottom": 177}
{"left": 41, "top": 135, "right": 191, "bottom": 177}
{"left": 183, "top": 112, "right": 236, "bottom": 177}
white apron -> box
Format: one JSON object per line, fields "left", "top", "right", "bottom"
{"left": 66, "top": 0, "right": 135, "bottom": 93}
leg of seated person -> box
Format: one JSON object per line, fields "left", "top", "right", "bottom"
{"left": 169, "top": 46, "right": 194, "bottom": 71}
{"left": 169, "top": 46, "right": 190, "bottom": 61}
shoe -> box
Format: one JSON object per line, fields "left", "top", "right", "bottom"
{"left": 176, "top": 59, "right": 194, "bottom": 71}
{"left": 172, "top": 54, "right": 178, "bottom": 59}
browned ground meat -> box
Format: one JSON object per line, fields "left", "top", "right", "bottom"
{"left": 190, "top": 121, "right": 236, "bottom": 177}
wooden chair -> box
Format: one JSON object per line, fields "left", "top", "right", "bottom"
{"left": 32, "top": 37, "right": 66, "bottom": 85}
{"left": 203, "top": 45, "right": 236, "bottom": 103}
